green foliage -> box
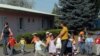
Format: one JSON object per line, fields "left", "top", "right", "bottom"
{"left": 16, "top": 32, "right": 32, "bottom": 43}
{"left": 58, "top": 0, "right": 98, "bottom": 30}
{"left": 16, "top": 29, "right": 61, "bottom": 43}
{"left": 52, "top": 3, "right": 62, "bottom": 28}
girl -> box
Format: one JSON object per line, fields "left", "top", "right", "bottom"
{"left": 72, "top": 35, "right": 77, "bottom": 55}
{"left": 56, "top": 37, "right": 61, "bottom": 56}
{"left": 78, "top": 35, "right": 85, "bottom": 54}
{"left": 34, "top": 34, "right": 46, "bottom": 56}
{"left": 48, "top": 33, "right": 56, "bottom": 56}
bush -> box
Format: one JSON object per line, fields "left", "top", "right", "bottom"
{"left": 16, "top": 29, "right": 61, "bottom": 44}
{"left": 16, "top": 32, "right": 32, "bottom": 44}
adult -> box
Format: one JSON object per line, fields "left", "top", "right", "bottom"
{"left": 57, "top": 21, "right": 69, "bottom": 56}
{"left": 0, "top": 22, "right": 13, "bottom": 55}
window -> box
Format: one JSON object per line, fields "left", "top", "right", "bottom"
{"left": 32, "top": 18, "right": 34, "bottom": 22}
{"left": 19, "top": 18, "right": 23, "bottom": 29}
{"left": 28, "top": 18, "right": 30, "bottom": 23}
{"left": 42, "top": 19, "right": 44, "bottom": 28}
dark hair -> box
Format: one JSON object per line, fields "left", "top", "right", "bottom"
{"left": 34, "top": 34, "right": 39, "bottom": 37}
{"left": 4, "top": 22, "right": 9, "bottom": 28}
{"left": 4, "top": 22, "right": 9, "bottom": 25}
{"left": 61, "top": 21, "right": 66, "bottom": 26}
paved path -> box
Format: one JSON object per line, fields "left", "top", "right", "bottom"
{"left": 0, "top": 47, "right": 96, "bottom": 56}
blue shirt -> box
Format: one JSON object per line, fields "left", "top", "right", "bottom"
{"left": 85, "top": 37, "right": 93, "bottom": 43}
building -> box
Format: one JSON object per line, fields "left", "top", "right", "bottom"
{"left": 0, "top": 4, "right": 55, "bottom": 36}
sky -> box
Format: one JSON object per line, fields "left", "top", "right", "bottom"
{"left": 34, "top": 0, "right": 58, "bottom": 13}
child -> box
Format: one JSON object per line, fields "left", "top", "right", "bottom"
{"left": 67, "top": 36, "right": 73, "bottom": 56}
{"left": 48, "top": 33, "right": 56, "bottom": 56}
{"left": 45, "top": 31, "right": 50, "bottom": 52}
{"left": 34, "top": 34, "right": 46, "bottom": 56}
{"left": 95, "top": 34, "right": 100, "bottom": 56}
{"left": 78, "top": 35, "right": 85, "bottom": 54}
{"left": 7, "top": 35, "right": 17, "bottom": 56}
{"left": 19, "top": 37, "right": 26, "bottom": 54}
{"left": 31, "top": 33, "right": 38, "bottom": 52}
{"left": 72, "top": 35, "right": 77, "bottom": 55}
{"left": 85, "top": 33, "right": 94, "bottom": 56}
{"left": 56, "top": 37, "right": 61, "bottom": 56}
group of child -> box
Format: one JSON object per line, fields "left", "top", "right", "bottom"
{"left": 7, "top": 31, "right": 78, "bottom": 56}
{"left": 31, "top": 32, "right": 62, "bottom": 56}
{"left": 6, "top": 34, "right": 26, "bottom": 56}
{"left": 31, "top": 32, "right": 78, "bottom": 56}
{"left": 7, "top": 31, "right": 100, "bottom": 56}
{"left": 78, "top": 32, "right": 100, "bottom": 56}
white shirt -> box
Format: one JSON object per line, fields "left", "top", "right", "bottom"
{"left": 78, "top": 36, "right": 81, "bottom": 42}
{"left": 56, "top": 38, "right": 61, "bottom": 48}
{"left": 35, "top": 41, "right": 45, "bottom": 51}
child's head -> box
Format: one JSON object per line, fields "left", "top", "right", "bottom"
{"left": 49, "top": 33, "right": 54, "bottom": 40}
{"left": 32, "top": 33, "right": 38, "bottom": 38}
{"left": 88, "top": 33, "right": 92, "bottom": 37}
{"left": 9, "top": 34, "right": 13, "bottom": 38}
{"left": 46, "top": 31, "right": 50, "bottom": 37}
{"left": 34, "top": 34, "right": 40, "bottom": 41}
{"left": 79, "top": 34, "right": 83, "bottom": 37}
{"left": 72, "top": 35, "right": 75, "bottom": 39}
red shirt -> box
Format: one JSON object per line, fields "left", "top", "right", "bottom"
{"left": 8, "top": 37, "right": 16, "bottom": 47}
{"left": 95, "top": 37, "right": 100, "bottom": 44}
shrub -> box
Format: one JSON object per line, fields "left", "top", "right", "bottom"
{"left": 16, "top": 29, "right": 61, "bottom": 44}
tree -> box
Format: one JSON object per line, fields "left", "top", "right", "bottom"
{"left": 52, "top": 3, "right": 61, "bottom": 28}
{"left": 59, "top": 0, "right": 97, "bottom": 30}
{"left": 0, "top": 0, "right": 34, "bottom": 9}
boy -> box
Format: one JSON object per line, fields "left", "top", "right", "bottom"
{"left": 85, "top": 33, "right": 94, "bottom": 56}
{"left": 7, "top": 35, "right": 17, "bottom": 56}
{"left": 95, "top": 34, "right": 100, "bottom": 56}
{"left": 34, "top": 34, "right": 46, "bottom": 56}
{"left": 19, "top": 37, "right": 26, "bottom": 54}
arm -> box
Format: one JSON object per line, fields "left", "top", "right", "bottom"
{"left": 9, "top": 28, "right": 13, "bottom": 35}
{"left": 57, "top": 29, "right": 66, "bottom": 38}
{"left": 31, "top": 38, "right": 34, "bottom": 43}
{"left": 24, "top": 40, "right": 27, "bottom": 44}
{"left": 41, "top": 41, "right": 47, "bottom": 47}
{"left": 7, "top": 42, "right": 10, "bottom": 46}
{"left": 0, "top": 32, "right": 3, "bottom": 41}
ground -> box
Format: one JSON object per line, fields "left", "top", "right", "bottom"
{"left": 0, "top": 47, "right": 96, "bottom": 56}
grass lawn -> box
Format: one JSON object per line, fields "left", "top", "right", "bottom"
{"left": 15, "top": 43, "right": 33, "bottom": 49}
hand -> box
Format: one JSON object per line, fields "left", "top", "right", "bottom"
{"left": 0, "top": 37, "right": 2, "bottom": 41}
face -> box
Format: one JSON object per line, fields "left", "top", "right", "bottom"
{"left": 60, "top": 24, "right": 63, "bottom": 27}
{"left": 51, "top": 36, "right": 54, "bottom": 40}
{"left": 9, "top": 36, "right": 12, "bottom": 38}
{"left": 4, "top": 24, "right": 8, "bottom": 28}
{"left": 46, "top": 34, "right": 49, "bottom": 37}
{"left": 33, "top": 35, "right": 37, "bottom": 38}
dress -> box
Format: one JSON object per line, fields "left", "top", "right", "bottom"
{"left": 49, "top": 40, "right": 56, "bottom": 53}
